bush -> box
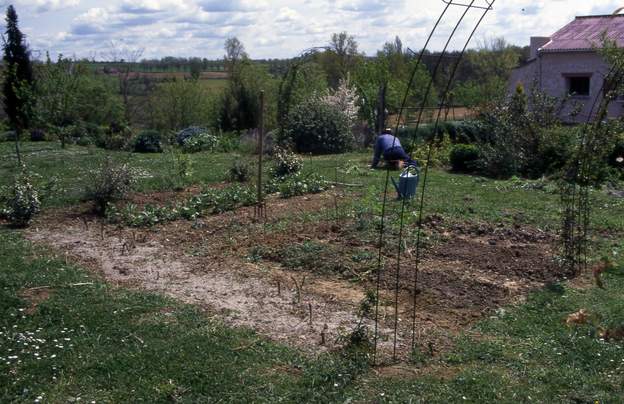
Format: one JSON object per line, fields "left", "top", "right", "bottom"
{"left": 0, "top": 168, "right": 41, "bottom": 228}
{"left": 85, "top": 159, "right": 136, "bottom": 215}
{"left": 94, "top": 123, "right": 132, "bottom": 150}
{"left": 1, "top": 131, "right": 17, "bottom": 142}
{"left": 450, "top": 144, "right": 480, "bottom": 173}
{"left": 176, "top": 126, "right": 209, "bottom": 145}
{"left": 284, "top": 98, "right": 353, "bottom": 154}
{"left": 182, "top": 132, "right": 218, "bottom": 153}
{"left": 228, "top": 160, "right": 251, "bottom": 182}
{"left": 132, "top": 130, "right": 163, "bottom": 153}
{"left": 30, "top": 129, "right": 46, "bottom": 142}
{"left": 272, "top": 147, "right": 303, "bottom": 177}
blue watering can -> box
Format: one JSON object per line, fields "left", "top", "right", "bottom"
{"left": 391, "top": 166, "right": 420, "bottom": 200}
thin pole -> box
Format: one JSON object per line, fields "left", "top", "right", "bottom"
{"left": 257, "top": 90, "right": 265, "bottom": 206}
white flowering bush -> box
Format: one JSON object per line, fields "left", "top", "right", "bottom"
{"left": 1, "top": 168, "right": 41, "bottom": 228}
{"left": 272, "top": 147, "right": 303, "bottom": 177}
{"left": 85, "top": 158, "right": 137, "bottom": 215}
{"left": 320, "top": 78, "right": 360, "bottom": 128}
{"left": 182, "top": 132, "right": 218, "bottom": 153}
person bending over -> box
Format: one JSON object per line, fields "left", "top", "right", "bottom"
{"left": 371, "top": 128, "right": 417, "bottom": 169}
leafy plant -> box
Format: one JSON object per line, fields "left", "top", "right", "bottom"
{"left": 167, "top": 148, "right": 194, "bottom": 190}
{"left": 85, "top": 158, "right": 136, "bottom": 215}
{"left": 0, "top": 167, "right": 40, "bottom": 228}
{"left": 228, "top": 160, "right": 251, "bottom": 182}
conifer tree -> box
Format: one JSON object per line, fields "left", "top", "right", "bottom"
{"left": 3, "top": 5, "right": 34, "bottom": 165}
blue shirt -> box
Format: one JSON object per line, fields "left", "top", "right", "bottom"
{"left": 372, "top": 135, "right": 402, "bottom": 167}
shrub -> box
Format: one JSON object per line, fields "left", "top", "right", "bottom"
{"left": 0, "top": 168, "right": 41, "bottom": 228}
{"left": 182, "top": 132, "right": 218, "bottom": 153}
{"left": 272, "top": 147, "right": 303, "bottom": 177}
{"left": 450, "top": 144, "right": 480, "bottom": 173}
{"left": 30, "top": 129, "right": 45, "bottom": 142}
{"left": 228, "top": 160, "right": 251, "bottom": 182}
{"left": 410, "top": 133, "right": 453, "bottom": 168}
{"left": 85, "top": 158, "right": 136, "bottom": 215}
{"left": 132, "top": 130, "right": 163, "bottom": 153}
{"left": 95, "top": 123, "right": 132, "bottom": 150}
{"left": 284, "top": 98, "right": 353, "bottom": 154}
{"left": 2, "top": 131, "right": 17, "bottom": 142}
{"left": 176, "top": 126, "right": 209, "bottom": 146}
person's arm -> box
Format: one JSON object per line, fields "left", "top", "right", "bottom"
{"left": 371, "top": 137, "right": 382, "bottom": 168}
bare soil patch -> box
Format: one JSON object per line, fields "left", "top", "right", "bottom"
{"left": 18, "top": 287, "right": 53, "bottom": 315}
{"left": 25, "top": 191, "right": 568, "bottom": 362}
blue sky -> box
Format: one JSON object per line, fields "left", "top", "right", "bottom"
{"left": 3, "top": 0, "right": 624, "bottom": 60}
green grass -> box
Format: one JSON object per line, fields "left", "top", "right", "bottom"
{"left": 1, "top": 140, "right": 624, "bottom": 402}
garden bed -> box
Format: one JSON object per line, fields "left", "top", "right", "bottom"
{"left": 25, "top": 190, "right": 569, "bottom": 361}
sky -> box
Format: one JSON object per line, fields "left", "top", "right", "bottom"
{"left": 2, "top": 0, "right": 624, "bottom": 61}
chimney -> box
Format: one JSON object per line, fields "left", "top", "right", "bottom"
{"left": 530, "top": 36, "right": 550, "bottom": 60}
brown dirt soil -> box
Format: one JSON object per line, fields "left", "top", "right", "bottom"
{"left": 25, "top": 192, "right": 568, "bottom": 362}
{"left": 18, "top": 287, "right": 52, "bottom": 315}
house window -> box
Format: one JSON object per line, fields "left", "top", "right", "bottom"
{"left": 567, "top": 76, "right": 591, "bottom": 97}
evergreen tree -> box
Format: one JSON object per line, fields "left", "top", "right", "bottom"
{"left": 3, "top": 5, "right": 34, "bottom": 164}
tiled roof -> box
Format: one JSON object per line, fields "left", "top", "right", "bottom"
{"left": 541, "top": 14, "right": 624, "bottom": 53}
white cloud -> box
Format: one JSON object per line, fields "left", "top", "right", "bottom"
{"left": 8, "top": 0, "right": 624, "bottom": 59}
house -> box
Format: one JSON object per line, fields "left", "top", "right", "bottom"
{"left": 509, "top": 9, "right": 624, "bottom": 123}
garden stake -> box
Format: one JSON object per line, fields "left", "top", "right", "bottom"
{"left": 255, "top": 90, "right": 267, "bottom": 221}
{"left": 309, "top": 303, "right": 313, "bottom": 326}
{"left": 320, "top": 323, "right": 328, "bottom": 345}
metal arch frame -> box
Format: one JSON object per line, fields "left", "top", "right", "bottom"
{"left": 561, "top": 54, "right": 624, "bottom": 275}
{"left": 372, "top": 0, "right": 495, "bottom": 364}
{"left": 277, "top": 46, "right": 332, "bottom": 136}
{"left": 442, "top": 0, "right": 493, "bottom": 10}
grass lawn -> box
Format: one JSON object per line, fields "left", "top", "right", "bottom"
{"left": 1, "top": 141, "right": 623, "bottom": 402}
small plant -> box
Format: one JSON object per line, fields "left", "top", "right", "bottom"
{"left": 167, "top": 148, "right": 194, "bottom": 190}
{"left": 132, "top": 130, "right": 163, "bottom": 153}
{"left": 85, "top": 158, "right": 136, "bottom": 215}
{"left": 276, "top": 173, "right": 326, "bottom": 198}
{"left": 228, "top": 160, "right": 251, "bottom": 183}
{"left": 0, "top": 167, "right": 41, "bottom": 228}
{"left": 272, "top": 147, "right": 303, "bottom": 177}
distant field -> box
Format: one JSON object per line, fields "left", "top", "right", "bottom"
{"left": 101, "top": 70, "right": 229, "bottom": 81}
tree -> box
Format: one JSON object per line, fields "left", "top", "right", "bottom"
{"left": 317, "top": 32, "right": 361, "bottom": 88}
{"left": 34, "top": 54, "right": 124, "bottom": 146}
{"left": 220, "top": 38, "right": 277, "bottom": 132}
{"left": 224, "top": 37, "right": 248, "bottom": 75}
{"left": 2, "top": 5, "right": 34, "bottom": 165}
{"left": 103, "top": 41, "right": 144, "bottom": 123}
